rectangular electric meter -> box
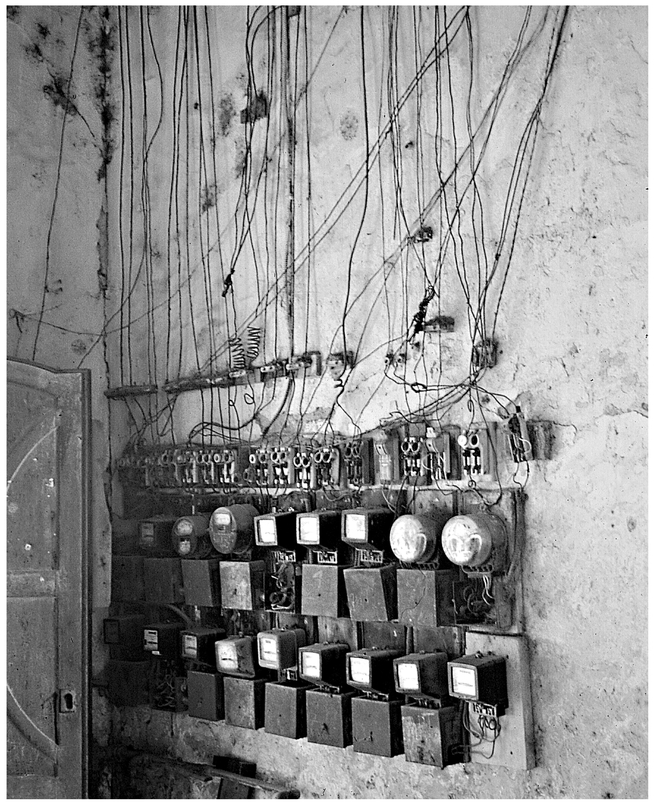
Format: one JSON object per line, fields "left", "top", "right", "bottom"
{"left": 393, "top": 652, "right": 449, "bottom": 699}
{"left": 298, "top": 643, "right": 350, "bottom": 688}
{"left": 138, "top": 517, "right": 178, "bottom": 555}
{"left": 215, "top": 635, "right": 260, "bottom": 678}
{"left": 341, "top": 508, "right": 394, "bottom": 550}
{"left": 142, "top": 622, "right": 184, "bottom": 658}
{"left": 257, "top": 628, "right": 307, "bottom": 671}
{"left": 254, "top": 511, "right": 298, "bottom": 548}
{"left": 447, "top": 653, "right": 508, "bottom": 710}
{"left": 180, "top": 627, "right": 226, "bottom": 665}
{"left": 296, "top": 511, "right": 342, "bottom": 550}
{"left": 346, "top": 648, "right": 403, "bottom": 696}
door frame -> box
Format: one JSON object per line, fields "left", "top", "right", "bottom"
{"left": 7, "top": 357, "right": 91, "bottom": 798}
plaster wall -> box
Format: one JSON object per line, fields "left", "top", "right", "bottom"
{"left": 106, "top": 6, "right": 647, "bottom": 799}
{"left": 6, "top": 5, "right": 647, "bottom": 800}
{"left": 6, "top": 4, "right": 116, "bottom": 784}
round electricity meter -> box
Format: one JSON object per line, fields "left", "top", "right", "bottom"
{"left": 441, "top": 512, "right": 505, "bottom": 568}
{"left": 209, "top": 503, "right": 258, "bottom": 554}
{"left": 389, "top": 514, "right": 439, "bottom": 563}
{"left": 172, "top": 514, "right": 212, "bottom": 558}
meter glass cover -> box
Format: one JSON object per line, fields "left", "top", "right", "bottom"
{"left": 397, "top": 661, "right": 420, "bottom": 691}
{"left": 212, "top": 510, "right": 232, "bottom": 528}
{"left": 183, "top": 634, "right": 198, "bottom": 657}
{"left": 217, "top": 642, "right": 238, "bottom": 671}
{"left": 259, "top": 636, "right": 278, "bottom": 664}
{"left": 345, "top": 513, "right": 367, "bottom": 542}
{"left": 451, "top": 665, "right": 478, "bottom": 697}
{"left": 257, "top": 518, "right": 277, "bottom": 544}
{"left": 177, "top": 538, "right": 192, "bottom": 555}
{"left": 301, "top": 651, "right": 321, "bottom": 679}
{"left": 299, "top": 517, "right": 320, "bottom": 544}
{"left": 144, "top": 629, "right": 158, "bottom": 650}
{"left": 350, "top": 656, "right": 371, "bottom": 685}
{"left": 175, "top": 518, "right": 194, "bottom": 536}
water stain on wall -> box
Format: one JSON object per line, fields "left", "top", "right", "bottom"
{"left": 218, "top": 93, "right": 235, "bottom": 137}
{"left": 340, "top": 110, "right": 358, "bottom": 140}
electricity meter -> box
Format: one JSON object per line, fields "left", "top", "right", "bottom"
{"left": 254, "top": 511, "right": 298, "bottom": 548}
{"left": 257, "top": 628, "right": 307, "bottom": 671}
{"left": 341, "top": 508, "right": 394, "bottom": 551}
{"left": 171, "top": 514, "right": 212, "bottom": 558}
{"left": 346, "top": 648, "right": 403, "bottom": 696}
{"left": 208, "top": 504, "right": 259, "bottom": 554}
{"left": 138, "top": 516, "right": 178, "bottom": 555}
{"left": 441, "top": 512, "right": 507, "bottom": 570}
{"left": 215, "top": 635, "right": 260, "bottom": 678}
{"left": 389, "top": 514, "right": 442, "bottom": 564}
{"left": 180, "top": 627, "right": 226, "bottom": 665}
{"left": 296, "top": 510, "right": 342, "bottom": 550}
{"left": 298, "top": 643, "right": 350, "bottom": 688}
{"left": 142, "top": 622, "right": 184, "bottom": 658}
{"left": 447, "top": 652, "right": 508, "bottom": 712}
{"left": 393, "top": 651, "right": 449, "bottom": 699}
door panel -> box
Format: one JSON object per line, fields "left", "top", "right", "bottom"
{"left": 6, "top": 358, "right": 90, "bottom": 799}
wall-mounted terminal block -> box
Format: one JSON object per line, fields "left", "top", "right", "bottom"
{"left": 312, "top": 445, "right": 342, "bottom": 489}
{"left": 286, "top": 350, "right": 322, "bottom": 378}
{"left": 244, "top": 446, "right": 272, "bottom": 486}
{"left": 211, "top": 446, "right": 250, "bottom": 488}
{"left": 400, "top": 433, "right": 429, "bottom": 484}
{"left": 504, "top": 408, "right": 533, "bottom": 463}
{"left": 472, "top": 338, "right": 498, "bottom": 370}
{"left": 425, "top": 426, "right": 460, "bottom": 481}
{"left": 151, "top": 448, "right": 178, "bottom": 488}
{"left": 373, "top": 428, "right": 401, "bottom": 485}
{"left": 269, "top": 445, "right": 296, "bottom": 487}
{"left": 174, "top": 447, "right": 197, "bottom": 488}
{"left": 343, "top": 438, "right": 374, "bottom": 487}
{"left": 293, "top": 444, "right": 317, "bottom": 490}
{"left": 458, "top": 423, "right": 497, "bottom": 482}
{"left": 256, "top": 360, "right": 286, "bottom": 383}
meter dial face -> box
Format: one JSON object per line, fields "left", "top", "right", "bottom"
{"left": 349, "top": 656, "right": 371, "bottom": 685}
{"left": 451, "top": 666, "right": 478, "bottom": 697}
{"left": 301, "top": 651, "right": 321, "bottom": 679}
{"left": 397, "top": 662, "right": 420, "bottom": 691}
{"left": 174, "top": 518, "right": 194, "bottom": 536}
{"left": 441, "top": 514, "right": 495, "bottom": 567}
{"left": 257, "top": 518, "right": 277, "bottom": 544}
{"left": 299, "top": 517, "right": 320, "bottom": 544}
{"left": 344, "top": 514, "right": 366, "bottom": 542}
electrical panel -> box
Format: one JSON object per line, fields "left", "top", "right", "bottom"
{"left": 113, "top": 404, "right": 533, "bottom": 771}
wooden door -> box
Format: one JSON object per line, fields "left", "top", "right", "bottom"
{"left": 6, "top": 358, "right": 90, "bottom": 799}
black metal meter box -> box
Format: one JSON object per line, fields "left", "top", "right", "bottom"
{"left": 305, "top": 688, "right": 357, "bottom": 748}
{"left": 182, "top": 557, "right": 222, "bottom": 607}
{"left": 187, "top": 670, "right": 225, "bottom": 721}
{"left": 351, "top": 696, "right": 404, "bottom": 757}
{"left": 143, "top": 557, "right": 184, "bottom": 604}
{"left": 112, "top": 555, "right": 144, "bottom": 602}
{"left": 103, "top": 614, "right": 146, "bottom": 660}
{"left": 106, "top": 659, "right": 149, "bottom": 707}
{"left": 138, "top": 516, "right": 178, "bottom": 556}
{"left": 343, "top": 565, "right": 397, "bottom": 621}
{"left": 401, "top": 704, "right": 461, "bottom": 767}
{"left": 396, "top": 568, "right": 458, "bottom": 627}
{"left": 180, "top": 627, "right": 226, "bottom": 666}
{"left": 223, "top": 676, "right": 267, "bottom": 730}
{"left": 264, "top": 681, "right": 313, "bottom": 739}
